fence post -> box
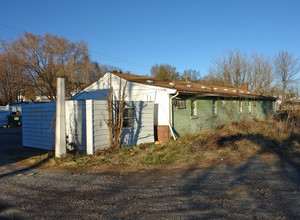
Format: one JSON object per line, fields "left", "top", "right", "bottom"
{"left": 55, "top": 78, "right": 66, "bottom": 157}
{"left": 86, "top": 100, "right": 94, "bottom": 155}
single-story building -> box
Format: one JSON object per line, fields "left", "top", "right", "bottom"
{"left": 72, "top": 72, "right": 276, "bottom": 142}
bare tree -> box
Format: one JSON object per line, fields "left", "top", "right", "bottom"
{"left": 249, "top": 53, "right": 273, "bottom": 94}
{"left": 10, "top": 32, "right": 90, "bottom": 100}
{"left": 208, "top": 49, "right": 251, "bottom": 88}
{"left": 105, "top": 75, "right": 127, "bottom": 150}
{"left": 273, "top": 50, "right": 300, "bottom": 105}
{"left": 206, "top": 50, "right": 278, "bottom": 95}
{"left": 0, "top": 33, "right": 128, "bottom": 103}
{"left": 150, "top": 64, "right": 180, "bottom": 80}
{"left": 0, "top": 44, "right": 27, "bottom": 104}
{"left": 181, "top": 69, "right": 201, "bottom": 82}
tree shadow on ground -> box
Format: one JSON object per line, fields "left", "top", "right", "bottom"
{"left": 78, "top": 119, "right": 300, "bottom": 219}
{"left": 68, "top": 127, "right": 299, "bottom": 219}
{"left": 0, "top": 127, "right": 50, "bottom": 177}
{"left": 174, "top": 127, "right": 300, "bottom": 219}
{"left": 217, "top": 132, "right": 300, "bottom": 182}
{"left": 0, "top": 202, "right": 22, "bottom": 220}
{"left": 0, "top": 156, "right": 51, "bottom": 179}
{"left": 0, "top": 127, "right": 49, "bottom": 165}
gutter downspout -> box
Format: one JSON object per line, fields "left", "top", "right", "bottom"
{"left": 169, "top": 92, "right": 179, "bottom": 140}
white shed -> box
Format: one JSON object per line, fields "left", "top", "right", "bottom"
{"left": 72, "top": 72, "right": 176, "bottom": 142}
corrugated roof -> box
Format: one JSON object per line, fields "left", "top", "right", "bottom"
{"left": 112, "top": 72, "right": 276, "bottom": 100}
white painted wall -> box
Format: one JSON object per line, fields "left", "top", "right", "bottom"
{"left": 122, "top": 101, "right": 154, "bottom": 146}
{"left": 86, "top": 100, "right": 109, "bottom": 154}
{"left": 22, "top": 102, "right": 56, "bottom": 150}
{"left": 65, "top": 100, "right": 86, "bottom": 153}
{"left": 0, "top": 106, "right": 10, "bottom": 127}
{"left": 23, "top": 101, "right": 87, "bottom": 152}
{"left": 22, "top": 100, "right": 154, "bottom": 154}
{"left": 71, "top": 73, "right": 175, "bottom": 126}
{"left": 85, "top": 100, "right": 154, "bottom": 154}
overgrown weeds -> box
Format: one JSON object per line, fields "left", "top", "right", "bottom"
{"left": 20, "top": 113, "right": 300, "bottom": 173}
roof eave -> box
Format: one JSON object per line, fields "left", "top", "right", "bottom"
{"left": 176, "top": 91, "right": 276, "bottom": 100}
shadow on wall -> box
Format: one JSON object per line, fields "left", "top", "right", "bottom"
{"left": 122, "top": 101, "right": 152, "bottom": 146}
{"left": 66, "top": 101, "right": 86, "bottom": 153}
{"left": 262, "top": 101, "right": 268, "bottom": 118}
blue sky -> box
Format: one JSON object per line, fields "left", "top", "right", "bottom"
{"left": 1, "top": 0, "right": 300, "bottom": 77}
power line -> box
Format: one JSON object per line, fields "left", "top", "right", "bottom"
{"left": 90, "top": 50, "right": 149, "bottom": 68}
{"left": 0, "top": 23, "right": 150, "bottom": 72}
{"left": 0, "top": 23, "right": 23, "bottom": 33}
{"left": 0, "top": 23, "right": 22, "bottom": 36}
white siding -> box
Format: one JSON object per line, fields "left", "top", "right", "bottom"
{"left": 85, "top": 100, "right": 154, "bottom": 154}
{"left": 65, "top": 100, "right": 86, "bottom": 153}
{"left": 0, "top": 106, "right": 9, "bottom": 127}
{"left": 22, "top": 101, "right": 87, "bottom": 151}
{"left": 91, "top": 100, "right": 110, "bottom": 152}
{"left": 22, "top": 99, "right": 154, "bottom": 154}
{"left": 72, "top": 73, "right": 174, "bottom": 126}
{"left": 85, "top": 100, "right": 109, "bottom": 154}
{"left": 22, "top": 102, "right": 56, "bottom": 150}
{"left": 122, "top": 101, "right": 154, "bottom": 146}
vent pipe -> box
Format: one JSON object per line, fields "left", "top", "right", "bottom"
{"left": 243, "top": 82, "right": 248, "bottom": 91}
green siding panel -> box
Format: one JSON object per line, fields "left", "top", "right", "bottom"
{"left": 172, "top": 95, "right": 275, "bottom": 136}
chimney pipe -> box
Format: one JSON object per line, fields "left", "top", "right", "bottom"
{"left": 243, "top": 82, "right": 248, "bottom": 91}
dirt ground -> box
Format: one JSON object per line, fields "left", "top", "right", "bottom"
{"left": 0, "top": 128, "right": 299, "bottom": 219}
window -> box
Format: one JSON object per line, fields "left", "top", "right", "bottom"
{"left": 178, "top": 99, "right": 186, "bottom": 109}
{"left": 213, "top": 100, "right": 217, "bottom": 115}
{"left": 222, "top": 100, "right": 226, "bottom": 108}
{"left": 123, "top": 108, "right": 134, "bottom": 128}
{"left": 191, "top": 100, "right": 197, "bottom": 116}
{"left": 239, "top": 101, "right": 243, "bottom": 113}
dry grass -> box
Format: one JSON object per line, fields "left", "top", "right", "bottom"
{"left": 227, "top": 187, "right": 248, "bottom": 196}
{"left": 20, "top": 113, "right": 300, "bottom": 174}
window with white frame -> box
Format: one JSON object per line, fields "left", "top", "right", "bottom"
{"left": 213, "top": 100, "right": 217, "bottom": 115}
{"left": 191, "top": 100, "right": 197, "bottom": 116}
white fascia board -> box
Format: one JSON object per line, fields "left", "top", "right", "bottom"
{"left": 124, "top": 80, "right": 177, "bottom": 94}
{"left": 78, "top": 72, "right": 177, "bottom": 95}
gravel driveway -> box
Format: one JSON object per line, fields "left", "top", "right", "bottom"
{"left": 0, "top": 128, "right": 299, "bottom": 219}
